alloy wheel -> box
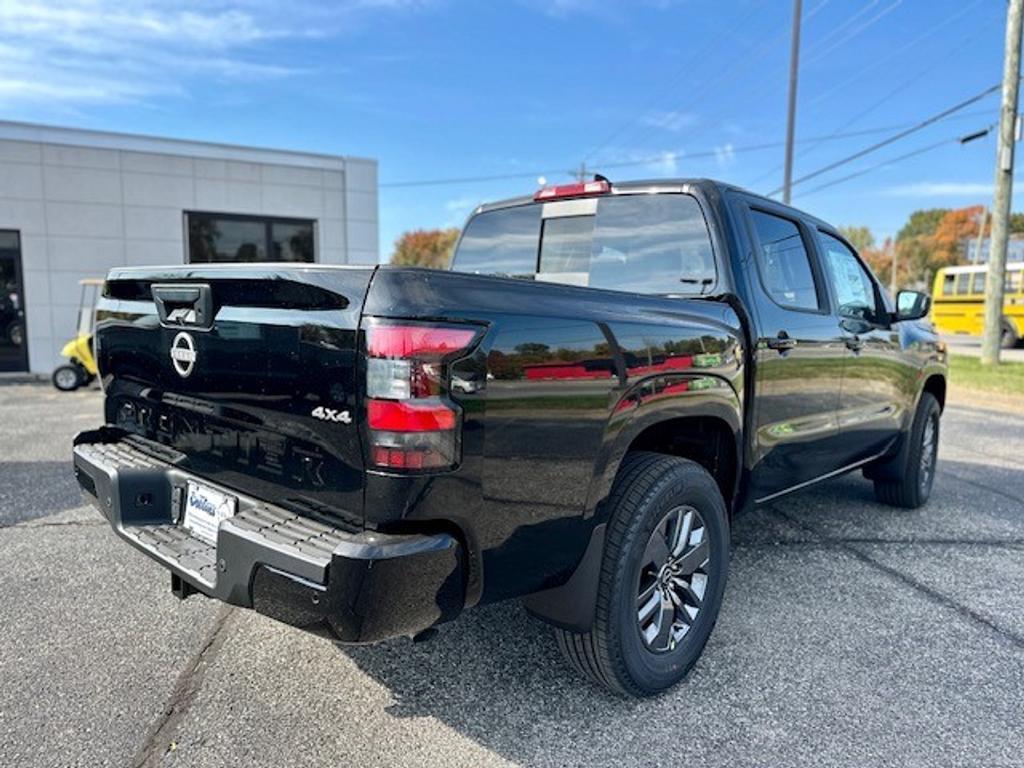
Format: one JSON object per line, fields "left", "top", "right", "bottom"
{"left": 919, "top": 412, "right": 938, "bottom": 495}
{"left": 636, "top": 505, "right": 710, "bottom": 653}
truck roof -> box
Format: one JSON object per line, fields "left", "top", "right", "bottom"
{"left": 472, "top": 177, "right": 834, "bottom": 230}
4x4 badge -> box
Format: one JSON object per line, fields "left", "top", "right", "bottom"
{"left": 170, "top": 331, "right": 197, "bottom": 378}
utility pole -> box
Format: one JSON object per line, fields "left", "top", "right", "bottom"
{"left": 573, "top": 162, "right": 588, "bottom": 182}
{"left": 782, "top": 0, "right": 803, "bottom": 205}
{"left": 981, "top": 0, "right": 1023, "bottom": 365}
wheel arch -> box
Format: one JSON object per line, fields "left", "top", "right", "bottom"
{"left": 524, "top": 381, "right": 741, "bottom": 633}
{"left": 584, "top": 376, "right": 743, "bottom": 520}
{"left": 922, "top": 372, "right": 947, "bottom": 412}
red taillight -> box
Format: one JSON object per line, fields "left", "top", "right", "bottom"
{"left": 364, "top": 320, "right": 480, "bottom": 472}
{"left": 534, "top": 179, "right": 610, "bottom": 201}
{"left": 367, "top": 325, "right": 477, "bottom": 359}
{"left": 368, "top": 399, "right": 457, "bottom": 432}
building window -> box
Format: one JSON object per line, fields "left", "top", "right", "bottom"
{"left": 186, "top": 212, "right": 316, "bottom": 263}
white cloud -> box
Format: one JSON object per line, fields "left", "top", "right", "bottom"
{"left": 641, "top": 110, "right": 698, "bottom": 133}
{"left": 881, "top": 181, "right": 993, "bottom": 197}
{"left": 714, "top": 143, "right": 735, "bottom": 167}
{"left": 520, "top": 0, "right": 683, "bottom": 19}
{"left": 444, "top": 196, "right": 478, "bottom": 226}
{"left": 0, "top": 0, "right": 428, "bottom": 107}
{"left": 647, "top": 150, "right": 679, "bottom": 175}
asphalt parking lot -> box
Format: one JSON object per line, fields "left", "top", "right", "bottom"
{"left": 1, "top": 382, "right": 1022, "bottom": 768}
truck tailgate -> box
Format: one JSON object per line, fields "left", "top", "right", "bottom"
{"left": 94, "top": 264, "right": 375, "bottom": 528}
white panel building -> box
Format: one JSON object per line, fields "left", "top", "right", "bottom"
{"left": 0, "top": 121, "right": 378, "bottom": 375}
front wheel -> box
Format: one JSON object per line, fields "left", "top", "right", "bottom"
{"left": 873, "top": 392, "right": 940, "bottom": 509}
{"left": 52, "top": 364, "right": 82, "bottom": 391}
{"left": 555, "top": 452, "right": 729, "bottom": 697}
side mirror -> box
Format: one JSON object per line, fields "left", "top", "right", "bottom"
{"left": 894, "top": 290, "right": 930, "bottom": 322}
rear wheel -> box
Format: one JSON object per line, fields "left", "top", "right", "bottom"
{"left": 52, "top": 364, "right": 82, "bottom": 391}
{"left": 873, "top": 392, "right": 940, "bottom": 509}
{"left": 554, "top": 452, "right": 729, "bottom": 697}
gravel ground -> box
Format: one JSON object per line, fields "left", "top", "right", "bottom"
{"left": 1, "top": 381, "right": 1022, "bottom": 767}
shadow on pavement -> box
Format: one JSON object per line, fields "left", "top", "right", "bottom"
{"left": 341, "top": 459, "right": 1024, "bottom": 766}
{"left": 0, "top": 460, "right": 82, "bottom": 526}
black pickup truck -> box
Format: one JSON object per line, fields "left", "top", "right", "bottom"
{"left": 73, "top": 178, "right": 946, "bottom": 697}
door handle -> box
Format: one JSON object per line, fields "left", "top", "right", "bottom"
{"left": 766, "top": 332, "right": 797, "bottom": 352}
{"left": 845, "top": 336, "right": 864, "bottom": 353}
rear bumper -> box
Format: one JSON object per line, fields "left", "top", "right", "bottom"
{"left": 72, "top": 427, "right": 464, "bottom": 643}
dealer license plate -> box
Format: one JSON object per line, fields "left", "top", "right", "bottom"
{"left": 182, "top": 481, "right": 237, "bottom": 545}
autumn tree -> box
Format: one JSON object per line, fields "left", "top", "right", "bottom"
{"left": 929, "top": 206, "right": 984, "bottom": 273}
{"left": 390, "top": 228, "right": 460, "bottom": 269}
{"left": 890, "top": 206, "right": 979, "bottom": 290}
{"left": 896, "top": 209, "right": 950, "bottom": 241}
{"left": 861, "top": 238, "right": 894, "bottom": 286}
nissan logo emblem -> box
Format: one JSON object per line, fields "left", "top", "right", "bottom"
{"left": 170, "top": 331, "right": 197, "bottom": 378}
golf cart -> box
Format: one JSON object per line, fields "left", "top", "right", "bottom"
{"left": 52, "top": 279, "right": 102, "bottom": 391}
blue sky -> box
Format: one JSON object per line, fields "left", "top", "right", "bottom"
{"left": 0, "top": 0, "right": 1012, "bottom": 258}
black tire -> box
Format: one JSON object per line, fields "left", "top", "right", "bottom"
{"left": 52, "top": 364, "right": 82, "bottom": 391}
{"left": 873, "top": 392, "right": 940, "bottom": 509}
{"left": 7, "top": 321, "right": 23, "bottom": 347}
{"left": 554, "top": 452, "right": 729, "bottom": 697}
{"left": 1001, "top": 319, "right": 1019, "bottom": 350}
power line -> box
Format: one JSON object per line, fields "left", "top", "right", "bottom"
{"left": 802, "top": 0, "right": 904, "bottom": 67}
{"left": 795, "top": 128, "right": 991, "bottom": 198}
{"left": 766, "top": 83, "right": 1001, "bottom": 196}
{"left": 799, "top": 0, "right": 883, "bottom": 58}
{"left": 621, "top": 0, "right": 844, "bottom": 157}
{"left": 744, "top": 107, "right": 999, "bottom": 188}
{"left": 580, "top": 0, "right": 781, "bottom": 164}
{"left": 643, "top": 0, "right": 906, "bottom": 180}
{"left": 585, "top": 0, "right": 838, "bottom": 164}
{"left": 747, "top": 3, "right": 995, "bottom": 189}
{"left": 380, "top": 120, "right": 961, "bottom": 189}
{"left": 802, "top": 0, "right": 989, "bottom": 112}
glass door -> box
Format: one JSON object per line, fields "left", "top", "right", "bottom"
{"left": 0, "top": 231, "right": 28, "bottom": 372}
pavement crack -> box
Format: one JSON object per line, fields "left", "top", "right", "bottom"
{"left": 0, "top": 518, "right": 106, "bottom": 531}
{"left": 735, "top": 537, "right": 1024, "bottom": 549}
{"left": 770, "top": 506, "right": 1024, "bottom": 652}
{"left": 131, "top": 605, "right": 234, "bottom": 768}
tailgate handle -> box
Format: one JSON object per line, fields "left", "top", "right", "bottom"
{"left": 152, "top": 283, "right": 214, "bottom": 329}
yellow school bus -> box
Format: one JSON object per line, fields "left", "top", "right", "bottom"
{"left": 931, "top": 263, "right": 1024, "bottom": 347}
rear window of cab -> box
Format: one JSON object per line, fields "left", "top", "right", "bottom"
{"left": 451, "top": 193, "right": 716, "bottom": 295}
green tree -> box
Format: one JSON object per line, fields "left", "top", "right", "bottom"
{"left": 838, "top": 225, "right": 875, "bottom": 252}
{"left": 896, "top": 209, "right": 949, "bottom": 242}
{"left": 390, "top": 228, "right": 460, "bottom": 269}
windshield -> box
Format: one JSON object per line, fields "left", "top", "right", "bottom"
{"left": 451, "top": 193, "right": 716, "bottom": 295}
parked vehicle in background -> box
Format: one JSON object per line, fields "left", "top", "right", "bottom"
{"left": 52, "top": 279, "right": 102, "bottom": 391}
{"left": 931, "top": 263, "right": 1024, "bottom": 348}
{"left": 0, "top": 281, "right": 23, "bottom": 348}
{"left": 73, "top": 178, "right": 946, "bottom": 697}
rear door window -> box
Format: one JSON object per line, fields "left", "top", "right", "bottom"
{"left": 584, "top": 194, "right": 716, "bottom": 294}
{"left": 748, "top": 209, "right": 821, "bottom": 311}
{"left": 452, "top": 193, "right": 715, "bottom": 294}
